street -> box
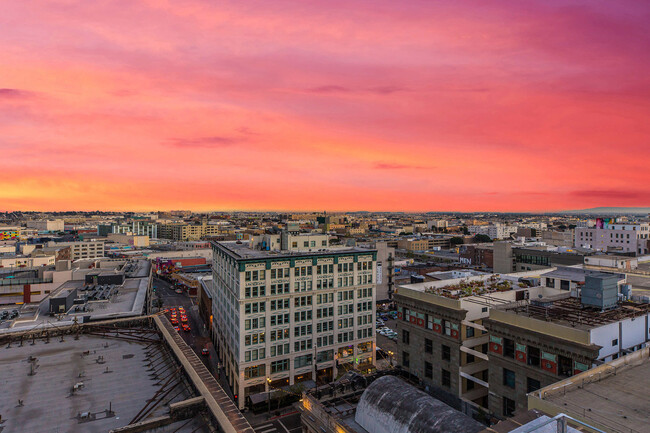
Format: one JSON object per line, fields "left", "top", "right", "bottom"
{"left": 251, "top": 412, "right": 302, "bottom": 433}
{"left": 153, "top": 276, "right": 235, "bottom": 400}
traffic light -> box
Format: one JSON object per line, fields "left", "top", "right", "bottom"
{"left": 233, "top": 394, "right": 238, "bottom": 405}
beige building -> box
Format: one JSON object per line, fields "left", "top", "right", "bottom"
{"left": 157, "top": 220, "right": 222, "bottom": 241}
{"left": 211, "top": 241, "right": 377, "bottom": 409}
{"left": 249, "top": 233, "right": 330, "bottom": 252}
{"left": 48, "top": 241, "right": 105, "bottom": 261}
{"left": 26, "top": 219, "right": 65, "bottom": 232}
{"left": 397, "top": 236, "right": 452, "bottom": 252}
{"left": 107, "top": 233, "right": 150, "bottom": 247}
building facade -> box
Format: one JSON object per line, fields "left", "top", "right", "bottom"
{"left": 158, "top": 221, "right": 221, "bottom": 241}
{"left": 575, "top": 222, "right": 650, "bottom": 255}
{"left": 49, "top": 241, "right": 105, "bottom": 261}
{"left": 211, "top": 241, "right": 377, "bottom": 409}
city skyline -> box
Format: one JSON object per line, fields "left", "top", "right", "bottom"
{"left": 2, "top": 0, "right": 649, "bottom": 212}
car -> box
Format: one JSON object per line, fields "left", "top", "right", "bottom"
{"left": 182, "top": 323, "right": 191, "bottom": 332}
{"left": 201, "top": 347, "right": 209, "bottom": 356}
{"left": 181, "top": 315, "right": 188, "bottom": 323}
{"left": 173, "top": 325, "right": 180, "bottom": 331}
{"left": 171, "top": 318, "right": 178, "bottom": 325}
{"left": 175, "top": 289, "right": 183, "bottom": 294}
{"left": 178, "top": 307, "right": 185, "bottom": 313}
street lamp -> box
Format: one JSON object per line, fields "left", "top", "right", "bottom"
{"left": 266, "top": 377, "right": 272, "bottom": 416}
{"left": 388, "top": 351, "right": 394, "bottom": 367}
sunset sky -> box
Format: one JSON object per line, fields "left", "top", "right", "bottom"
{"left": 1, "top": 0, "right": 649, "bottom": 212}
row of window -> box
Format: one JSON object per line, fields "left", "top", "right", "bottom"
{"left": 317, "top": 264, "right": 334, "bottom": 274}
{"left": 271, "top": 283, "right": 291, "bottom": 295}
{"left": 270, "top": 314, "right": 290, "bottom": 326}
{"left": 316, "top": 321, "right": 334, "bottom": 333}
{"left": 270, "top": 299, "right": 290, "bottom": 311}
{"left": 338, "top": 317, "right": 354, "bottom": 329}
{"left": 244, "top": 317, "right": 265, "bottom": 330}
{"left": 247, "top": 301, "right": 372, "bottom": 316}
{"left": 294, "top": 324, "right": 312, "bottom": 337}
{"left": 245, "top": 285, "right": 266, "bottom": 298}
{"left": 246, "top": 262, "right": 374, "bottom": 282}
{"left": 295, "top": 310, "right": 312, "bottom": 322}
{"left": 270, "top": 268, "right": 290, "bottom": 279}
{"left": 502, "top": 367, "right": 541, "bottom": 393}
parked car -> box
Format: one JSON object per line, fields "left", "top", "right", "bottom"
{"left": 201, "top": 347, "right": 209, "bottom": 356}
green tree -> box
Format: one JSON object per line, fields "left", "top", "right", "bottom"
{"left": 461, "top": 225, "right": 470, "bottom": 235}
{"left": 450, "top": 237, "right": 464, "bottom": 246}
{"left": 473, "top": 234, "right": 492, "bottom": 243}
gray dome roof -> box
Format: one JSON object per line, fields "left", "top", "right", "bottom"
{"left": 354, "top": 375, "right": 484, "bottom": 433}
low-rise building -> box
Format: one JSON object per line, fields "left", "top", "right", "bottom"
{"left": 575, "top": 221, "right": 650, "bottom": 255}
{"left": 48, "top": 240, "right": 105, "bottom": 261}
{"left": 484, "top": 271, "right": 650, "bottom": 419}
{"left": 25, "top": 219, "right": 64, "bottom": 232}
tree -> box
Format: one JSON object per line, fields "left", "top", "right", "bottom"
{"left": 461, "top": 226, "right": 470, "bottom": 235}
{"left": 450, "top": 237, "right": 464, "bottom": 246}
{"left": 473, "top": 234, "right": 492, "bottom": 243}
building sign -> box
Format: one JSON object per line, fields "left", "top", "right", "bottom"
{"left": 515, "top": 343, "right": 527, "bottom": 363}
{"left": 574, "top": 360, "right": 589, "bottom": 375}
{"left": 541, "top": 351, "right": 558, "bottom": 374}
{"left": 489, "top": 336, "right": 503, "bottom": 354}
{"left": 376, "top": 263, "right": 383, "bottom": 285}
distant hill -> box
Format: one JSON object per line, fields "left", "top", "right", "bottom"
{"left": 563, "top": 207, "right": 650, "bottom": 215}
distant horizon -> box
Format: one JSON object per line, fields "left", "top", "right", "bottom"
{"left": 2, "top": 206, "right": 649, "bottom": 215}
{"left": 1, "top": 1, "right": 649, "bottom": 211}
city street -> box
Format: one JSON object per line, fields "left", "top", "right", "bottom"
{"left": 251, "top": 412, "right": 302, "bottom": 433}
{"left": 153, "top": 276, "right": 235, "bottom": 400}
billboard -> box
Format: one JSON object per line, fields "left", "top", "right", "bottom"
{"left": 595, "top": 218, "right": 613, "bottom": 229}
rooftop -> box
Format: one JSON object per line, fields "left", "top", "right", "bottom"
{"left": 301, "top": 373, "right": 484, "bottom": 433}
{"left": 496, "top": 294, "right": 650, "bottom": 330}
{"left": 0, "top": 332, "right": 206, "bottom": 433}
{"left": 529, "top": 347, "right": 650, "bottom": 433}
{"left": 0, "top": 260, "right": 150, "bottom": 334}
{"left": 398, "top": 269, "right": 547, "bottom": 298}
{"left": 214, "top": 241, "right": 375, "bottom": 260}
{"left": 541, "top": 266, "right": 625, "bottom": 283}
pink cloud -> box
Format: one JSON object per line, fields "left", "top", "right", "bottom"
{"left": 0, "top": 0, "right": 648, "bottom": 212}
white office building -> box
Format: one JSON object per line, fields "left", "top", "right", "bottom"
{"left": 575, "top": 223, "right": 649, "bottom": 255}
{"left": 211, "top": 241, "right": 377, "bottom": 409}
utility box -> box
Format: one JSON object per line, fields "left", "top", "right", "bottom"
{"left": 49, "top": 288, "right": 78, "bottom": 314}
{"left": 581, "top": 274, "right": 619, "bottom": 310}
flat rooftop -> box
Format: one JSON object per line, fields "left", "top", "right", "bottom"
{"left": 214, "top": 241, "right": 375, "bottom": 260}
{"left": 0, "top": 261, "right": 150, "bottom": 334}
{"left": 398, "top": 269, "right": 548, "bottom": 298}
{"left": 531, "top": 348, "right": 650, "bottom": 433}
{"left": 541, "top": 266, "right": 624, "bottom": 282}
{"left": 0, "top": 333, "right": 206, "bottom": 433}
{"left": 498, "top": 295, "right": 650, "bottom": 330}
